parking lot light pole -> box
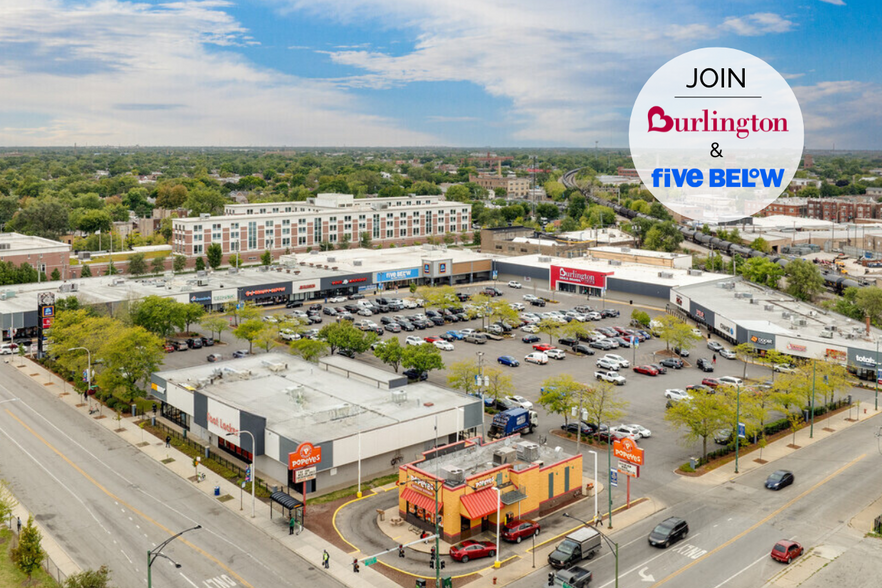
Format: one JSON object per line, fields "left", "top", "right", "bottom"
{"left": 226, "top": 431, "right": 255, "bottom": 517}
{"left": 563, "top": 513, "right": 618, "bottom": 588}
{"left": 607, "top": 423, "right": 613, "bottom": 529}
{"left": 493, "top": 486, "right": 501, "bottom": 568}
{"left": 876, "top": 338, "right": 879, "bottom": 411}
{"left": 586, "top": 450, "right": 598, "bottom": 523}
{"left": 734, "top": 384, "right": 741, "bottom": 474}
{"left": 147, "top": 524, "right": 201, "bottom": 588}
{"left": 810, "top": 362, "right": 816, "bottom": 439}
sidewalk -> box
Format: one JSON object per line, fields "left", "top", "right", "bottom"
{"left": 4, "top": 496, "right": 81, "bottom": 582}
{"left": 10, "top": 357, "right": 398, "bottom": 588}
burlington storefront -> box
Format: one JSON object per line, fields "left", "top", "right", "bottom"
{"left": 398, "top": 439, "right": 582, "bottom": 543}
{"left": 549, "top": 264, "right": 612, "bottom": 297}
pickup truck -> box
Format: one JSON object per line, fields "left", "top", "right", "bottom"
{"left": 595, "top": 370, "right": 626, "bottom": 385}
{"left": 548, "top": 526, "right": 601, "bottom": 569}
{"left": 487, "top": 408, "right": 538, "bottom": 439}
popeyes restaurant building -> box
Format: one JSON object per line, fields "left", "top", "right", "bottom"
{"left": 398, "top": 438, "right": 583, "bottom": 543}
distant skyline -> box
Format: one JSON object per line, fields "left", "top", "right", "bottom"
{"left": 0, "top": 0, "right": 878, "bottom": 148}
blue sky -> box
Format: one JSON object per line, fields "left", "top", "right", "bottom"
{"left": 0, "top": 0, "right": 878, "bottom": 148}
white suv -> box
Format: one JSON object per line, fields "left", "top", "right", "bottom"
{"left": 508, "top": 281, "right": 523, "bottom": 289}
{"left": 405, "top": 336, "right": 425, "bottom": 346}
{"left": 596, "top": 358, "right": 622, "bottom": 371}
{"left": 602, "top": 354, "right": 630, "bottom": 368}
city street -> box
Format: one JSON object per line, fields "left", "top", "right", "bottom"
{"left": 0, "top": 359, "right": 345, "bottom": 588}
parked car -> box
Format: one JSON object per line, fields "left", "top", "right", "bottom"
{"left": 546, "top": 348, "right": 566, "bottom": 360}
{"left": 445, "top": 330, "right": 465, "bottom": 340}
{"left": 449, "top": 540, "right": 496, "bottom": 563}
{"left": 616, "top": 424, "right": 651, "bottom": 438}
{"left": 508, "top": 281, "right": 523, "bottom": 289}
{"left": 522, "top": 334, "right": 541, "bottom": 344}
{"left": 163, "top": 343, "right": 176, "bottom": 353}
{"left": 482, "top": 287, "right": 503, "bottom": 297}
{"left": 696, "top": 358, "right": 715, "bottom": 372}
{"left": 533, "top": 343, "right": 555, "bottom": 352}
{"left": 558, "top": 336, "right": 579, "bottom": 347}
{"left": 707, "top": 340, "right": 724, "bottom": 352}
{"left": 232, "top": 349, "right": 249, "bottom": 358}
{"left": 596, "top": 358, "right": 622, "bottom": 371}
{"left": 403, "top": 368, "right": 429, "bottom": 381}
{"left": 384, "top": 323, "right": 401, "bottom": 333}
{"left": 648, "top": 363, "right": 667, "bottom": 374}
{"left": 701, "top": 378, "right": 721, "bottom": 388}
{"left": 465, "top": 332, "right": 488, "bottom": 345}
{"left": 633, "top": 365, "right": 659, "bottom": 376}
{"left": 719, "top": 348, "right": 737, "bottom": 359}
{"left": 186, "top": 338, "right": 203, "bottom": 349}
{"left": 506, "top": 395, "right": 533, "bottom": 410}
{"left": 348, "top": 293, "right": 364, "bottom": 300}
{"left": 487, "top": 324, "right": 505, "bottom": 336}
{"left": 713, "top": 428, "right": 733, "bottom": 444}
{"left": 497, "top": 355, "right": 520, "bottom": 367}
{"left": 206, "top": 353, "right": 222, "bottom": 362}
{"left": 561, "top": 422, "right": 598, "bottom": 437}
{"left": 572, "top": 343, "right": 595, "bottom": 356}
{"left": 494, "top": 397, "right": 519, "bottom": 411}
{"left": 201, "top": 337, "right": 215, "bottom": 347}
{"left": 659, "top": 358, "right": 684, "bottom": 369}
{"left": 434, "top": 340, "right": 454, "bottom": 351}
{"left": 602, "top": 354, "right": 630, "bottom": 368}
{"left": 589, "top": 340, "right": 613, "bottom": 351}
{"left": 770, "top": 540, "right": 803, "bottom": 564}
{"left": 502, "top": 519, "right": 540, "bottom": 543}
{"left": 521, "top": 324, "right": 540, "bottom": 333}
{"left": 328, "top": 296, "right": 347, "bottom": 303}
{"left": 686, "top": 384, "right": 714, "bottom": 395}
{"left": 648, "top": 517, "right": 689, "bottom": 548}
{"left": 595, "top": 370, "right": 626, "bottom": 385}
{"left": 774, "top": 363, "right": 797, "bottom": 373}
{"left": 405, "top": 336, "right": 425, "bottom": 346}
{"left": 664, "top": 389, "right": 691, "bottom": 401}
{"left": 524, "top": 352, "right": 549, "bottom": 365}
{"left": 175, "top": 341, "right": 189, "bottom": 351}
{"left": 509, "top": 302, "right": 525, "bottom": 311}
{"left": 595, "top": 424, "right": 635, "bottom": 442}
{"left": 530, "top": 298, "right": 547, "bottom": 307}
{"left": 673, "top": 347, "right": 690, "bottom": 357}
{"left": 765, "top": 470, "right": 794, "bottom": 491}
{"left": 523, "top": 294, "right": 538, "bottom": 302}
{"left": 718, "top": 376, "right": 743, "bottom": 386}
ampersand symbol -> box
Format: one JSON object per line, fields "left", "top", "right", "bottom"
{"left": 710, "top": 142, "right": 723, "bottom": 157}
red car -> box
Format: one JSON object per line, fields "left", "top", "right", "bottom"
{"left": 424, "top": 336, "right": 442, "bottom": 343}
{"left": 532, "top": 343, "right": 555, "bottom": 352}
{"left": 163, "top": 343, "right": 176, "bottom": 353}
{"left": 449, "top": 540, "right": 496, "bottom": 562}
{"left": 770, "top": 540, "right": 803, "bottom": 564}
{"left": 502, "top": 519, "right": 540, "bottom": 543}
{"left": 612, "top": 326, "right": 630, "bottom": 336}
{"left": 701, "top": 378, "right": 720, "bottom": 388}
{"left": 633, "top": 365, "right": 659, "bottom": 376}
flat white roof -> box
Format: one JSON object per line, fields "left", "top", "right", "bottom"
{"left": 588, "top": 246, "right": 690, "bottom": 260}
{"left": 294, "top": 245, "right": 497, "bottom": 274}
{"left": 0, "top": 233, "right": 71, "bottom": 254}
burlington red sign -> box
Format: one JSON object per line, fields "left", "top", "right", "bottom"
{"left": 550, "top": 265, "right": 612, "bottom": 290}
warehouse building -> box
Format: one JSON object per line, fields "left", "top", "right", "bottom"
{"left": 150, "top": 354, "right": 483, "bottom": 496}
{"left": 399, "top": 437, "right": 582, "bottom": 543}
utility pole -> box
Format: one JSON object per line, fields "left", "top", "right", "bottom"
{"left": 477, "top": 351, "right": 486, "bottom": 441}
{"left": 607, "top": 422, "right": 613, "bottom": 529}
{"left": 734, "top": 385, "right": 741, "bottom": 474}
{"left": 433, "top": 417, "right": 441, "bottom": 588}
{"left": 810, "top": 361, "right": 816, "bottom": 438}
{"left": 876, "top": 338, "right": 879, "bottom": 412}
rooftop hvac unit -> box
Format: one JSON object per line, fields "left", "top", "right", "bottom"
{"left": 658, "top": 272, "right": 674, "bottom": 279}
{"left": 58, "top": 283, "right": 78, "bottom": 293}
{"left": 742, "top": 293, "right": 753, "bottom": 299}
{"left": 687, "top": 269, "right": 703, "bottom": 276}
{"left": 199, "top": 213, "right": 211, "bottom": 219}
{"left": 0, "top": 290, "right": 15, "bottom": 300}
{"left": 327, "top": 256, "right": 336, "bottom": 263}
{"left": 749, "top": 298, "right": 757, "bottom": 304}
{"left": 493, "top": 447, "right": 517, "bottom": 465}
{"left": 764, "top": 305, "right": 774, "bottom": 311}
{"left": 440, "top": 466, "right": 465, "bottom": 484}
{"left": 309, "top": 250, "right": 318, "bottom": 255}
{"left": 795, "top": 318, "right": 808, "bottom": 326}
{"left": 721, "top": 282, "right": 736, "bottom": 290}
{"left": 196, "top": 270, "right": 207, "bottom": 277}
{"left": 196, "top": 278, "right": 208, "bottom": 286}
{"left": 111, "top": 278, "right": 126, "bottom": 286}
{"left": 538, "top": 256, "right": 552, "bottom": 263}
{"left": 781, "top": 312, "right": 791, "bottom": 319}
{"left": 77, "top": 251, "right": 92, "bottom": 260}
{"left": 516, "top": 441, "right": 540, "bottom": 462}
{"left": 734, "top": 292, "right": 743, "bottom": 298}
{"left": 608, "top": 260, "right": 622, "bottom": 266}
{"left": 620, "top": 247, "right": 631, "bottom": 252}
{"left": 353, "top": 260, "right": 362, "bottom": 266}
{"left": 228, "top": 268, "right": 238, "bottom": 274}
{"left": 263, "top": 361, "right": 286, "bottom": 372}
{"left": 391, "top": 389, "right": 408, "bottom": 404}
{"left": 258, "top": 266, "right": 268, "bottom": 272}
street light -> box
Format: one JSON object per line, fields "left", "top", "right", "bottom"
{"left": 226, "top": 431, "right": 256, "bottom": 518}
{"left": 67, "top": 347, "right": 91, "bottom": 405}
{"left": 586, "top": 450, "right": 598, "bottom": 524}
{"left": 147, "top": 524, "right": 201, "bottom": 588}
{"left": 563, "top": 513, "right": 618, "bottom": 588}
{"left": 734, "top": 384, "right": 741, "bottom": 474}
{"left": 492, "top": 486, "right": 501, "bottom": 569}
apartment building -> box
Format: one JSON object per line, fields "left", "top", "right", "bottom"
{"left": 172, "top": 193, "right": 472, "bottom": 264}
{"left": 468, "top": 173, "right": 531, "bottom": 198}
{"left": 761, "top": 197, "right": 878, "bottom": 221}
{"left": 0, "top": 233, "right": 71, "bottom": 278}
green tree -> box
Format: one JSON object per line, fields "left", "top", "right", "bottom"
{"left": 131, "top": 296, "right": 185, "bottom": 338}
{"left": 128, "top": 252, "right": 147, "bottom": 276}
{"left": 289, "top": 338, "right": 328, "bottom": 363}
{"left": 337, "top": 233, "right": 351, "bottom": 250}
{"left": 855, "top": 286, "right": 882, "bottom": 326}
{"left": 582, "top": 381, "right": 629, "bottom": 430}
{"left": 374, "top": 337, "right": 404, "bottom": 373}
{"left": 195, "top": 257, "right": 206, "bottom": 272}
{"left": 750, "top": 237, "right": 771, "bottom": 253}
{"left": 96, "top": 326, "right": 165, "bottom": 396}
{"left": 151, "top": 255, "right": 167, "bottom": 274}
{"left": 630, "top": 309, "right": 650, "bottom": 327}
{"left": 206, "top": 243, "right": 223, "bottom": 269}
{"left": 740, "top": 257, "right": 784, "bottom": 288}
{"left": 51, "top": 268, "right": 61, "bottom": 281}
{"left": 8, "top": 198, "right": 69, "bottom": 239}
{"left": 173, "top": 254, "right": 186, "bottom": 273}
{"left": 253, "top": 325, "right": 278, "bottom": 353}
{"left": 665, "top": 392, "right": 727, "bottom": 461}
{"left": 261, "top": 250, "right": 273, "bottom": 265}
{"left": 537, "top": 318, "right": 563, "bottom": 344}
{"left": 80, "top": 264, "right": 93, "bottom": 278}
{"left": 784, "top": 258, "right": 824, "bottom": 301}
{"left": 567, "top": 193, "right": 587, "bottom": 219}
{"left": 538, "top": 374, "right": 582, "bottom": 425}
{"left": 446, "top": 359, "right": 481, "bottom": 396}
{"left": 183, "top": 186, "right": 225, "bottom": 216}
{"left": 11, "top": 515, "right": 44, "bottom": 580}
{"left": 181, "top": 302, "right": 206, "bottom": 333}
{"left": 0, "top": 479, "right": 18, "bottom": 524}
{"left": 233, "top": 319, "right": 264, "bottom": 354}
{"left": 643, "top": 221, "right": 684, "bottom": 252}
{"left": 656, "top": 314, "right": 701, "bottom": 353}
{"left": 229, "top": 253, "right": 243, "bottom": 268}
{"left": 484, "top": 367, "right": 514, "bottom": 404}
{"left": 64, "top": 565, "right": 113, "bottom": 588}
{"left": 401, "top": 343, "right": 445, "bottom": 376}
{"left": 200, "top": 313, "right": 230, "bottom": 342}
{"left": 445, "top": 184, "right": 471, "bottom": 202}
{"left": 319, "top": 321, "right": 377, "bottom": 355}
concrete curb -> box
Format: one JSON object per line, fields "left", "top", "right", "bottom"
{"left": 6, "top": 496, "right": 82, "bottom": 581}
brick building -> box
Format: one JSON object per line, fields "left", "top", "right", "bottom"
{"left": 0, "top": 233, "right": 71, "bottom": 279}
{"left": 468, "top": 173, "right": 531, "bottom": 198}
{"left": 172, "top": 193, "right": 471, "bottom": 266}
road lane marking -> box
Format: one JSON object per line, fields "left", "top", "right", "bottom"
{"left": 650, "top": 454, "right": 866, "bottom": 587}
{"left": 5, "top": 409, "right": 255, "bottom": 588}
{"left": 710, "top": 550, "right": 772, "bottom": 588}
{"left": 180, "top": 573, "right": 199, "bottom": 588}
{"left": 597, "top": 534, "right": 702, "bottom": 588}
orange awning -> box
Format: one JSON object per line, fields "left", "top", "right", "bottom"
{"left": 460, "top": 488, "right": 499, "bottom": 520}
{"left": 402, "top": 487, "right": 440, "bottom": 515}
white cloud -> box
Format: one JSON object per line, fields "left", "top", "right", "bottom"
{"left": 426, "top": 116, "right": 480, "bottom": 123}
{"left": 720, "top": 13, "right": 795, "bottom": 36}
{"left": 792, "top": 81, "right": 882, "bottom": 148}
{"left": 819, "top": 0, "right": 845, "bottom": 5}
{"left": 0, "top": 0, "right": 436, "bottom": 146}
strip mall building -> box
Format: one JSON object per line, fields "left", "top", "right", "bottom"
{"left": 398, "top": 437, "right": 582, "bottom": 543}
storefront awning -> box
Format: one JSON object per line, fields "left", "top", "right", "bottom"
{"left": 401, "top": 488, "right": 440, "bottom": 515}
{"left": 500, "top": 489, "right": 527, "bottom": 505}
{"left": 460, "top": 488, "right": 499, "bottom": 520}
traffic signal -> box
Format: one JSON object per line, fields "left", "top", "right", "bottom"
{"left": 439, "top": 559, "right": 445, "bottom": 570}
{"left": 193, "top": 458, "right": 198, "bottom": 468}
{"left": 548, "top": 572, "right": 554, "bottom": 586}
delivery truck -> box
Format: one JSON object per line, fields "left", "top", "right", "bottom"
{"left": 548, "top": 526, "right": 602, "bottom": 569}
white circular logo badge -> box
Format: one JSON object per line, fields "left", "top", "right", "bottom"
{"left": 629, "top": 47, "right": 804, "bottom": 222}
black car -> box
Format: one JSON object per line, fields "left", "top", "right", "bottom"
{"left": 323, "top": 307, "right": 338, "bottom": 316}
{"left": 589, "top": 340, "right": 613, "bottom": 350}
{"left": 648, "top": 517, "right": 689, "bottom": 548}
{"left": 309, "top": 303, "right": 322, "bottom": 311}
{"left": 659, "top": 358, "right": 684, "bottom": 369}
{"left": 561, "top": 422, "right": 597, "bottom": 436}
{"left": 558, "top": 336, "right": 579, "bottom": 347}
{"left": 765, "top": 470, "right": 794, "bottom": 491}
{"left": 494, "top": 321, "right": 512, "bottom": 333}
{"left": 456, "top": 292, "right": 471, "bottom": 302}
{"left": 522, "top": 334, "right": 541, "bottom": 343}
{"left": 696, "top": 358, "right": 714, "bottom": 372}
{"left": 201, "top": 337, "right": 215, "bottom": 347}
{"left": 530, "top": 299, "right": 546, "bottom": 307}
{"left": 348, "top": 293, "right": 365, "bottom": 300}
{"left": 574, "top": 305, "right": 593, "bottom": 314}
{"left": 399, "top": 321, "right": 416, "bottom": 331}
{"left": 186, "top": 338, "right": 203, "bottom": 349}
{"left": 413, "top": 319, "right": 431, "bottom": 329}
{"left": 495, "top": 397, "right": 518, "bottom": 411}
{"left": 430, "top": 316, "right": 445, "bottom": 326}
{"left": 285, "top": 300, "right": 304, "bottom": 308}
{"left": 601, "top": 309, "right": 619, "bottom": 318}
{"left": 375, "top": 304, "right": 390, "bottom": 313}
{"left": 308, "top": 315, "right": 323, "bottom": 324}
{"left": 337, "top": 348, "right": 356, "bottom": 358}
{"left": 403, "top": 368, "right": 428, "bottom": 381}
{"left": 673, "top": 347, "right": 690, "bottom": 357}
{"left": 572, "top": 344, "right": 595, "bottom": 356}
{"left": 649, "top": 363, "right": 667, "bottom": 374}
{"left": 381, "top": 316, "right": 394, "bottom": 325}
{"left": 344, "top": 304, "right": 360, "bottom": 313}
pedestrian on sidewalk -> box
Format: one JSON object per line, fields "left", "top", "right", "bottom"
{"left": 713, "top": 354, "right": 717, "bottom": 365}
{"left": 165, "top": 435, "right": 171, "bottom": 448}
{"left": 398, "top": 544, "right": 405, "bottom": 558}
{"left": 322, "top": 550, "right": 330, "bottom": 569}
{"left": 16, "top": 516, "right": 21, "bottom": 533}
{"left": 352, "top": 558, "right": 360, "bottom": 573}
{"left": 289, "top": 515, "right": 296, "bottom": 535}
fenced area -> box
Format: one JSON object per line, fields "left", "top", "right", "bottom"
{"left": 3, "top": 516, "right": 67, "bottom": 586}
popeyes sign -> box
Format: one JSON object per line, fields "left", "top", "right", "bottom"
{"left": 613, "top": 437, "right": 644, "bottom": 467}
{"left": 288, "top": 442, "right": 322, "bottom": 470}
{"left": 550, "top": 265, "right": 612, "bottom": 290}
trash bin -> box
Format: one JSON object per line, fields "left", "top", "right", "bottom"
{"left": 689, "top": 457, "right": 699, "bottom": 469}
{"left": 415, "top": 579, "right": 427, "bottom": 588}
{"left": 214, "top": 485, "right": 220, "bottom": 496}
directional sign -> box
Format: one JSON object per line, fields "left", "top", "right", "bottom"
{"left": 610, "top": 469, "right": 618, "bottom": 487}
{"left": 363, "top": 557, "right": 377, "bottom": 567}
{"left": 617, "top": 460, "right": 640, "bottom": 478}
{"left": 737, "top": 422, "right": 746, "bottom": 439}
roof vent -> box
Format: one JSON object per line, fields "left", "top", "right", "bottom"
{"left": 392, "top": 389, "right": 408, "bottom": 404}
{"left": 327, "top": 256, "right": 336, "bottom": 263}
{"left": 687, "top": 269, "right": 703, "bottom": 276}
{"left": 658, "top": 272, "right": 674, "bottom": 279}
{"left": 764, "top": 305, "right": 774, "bottom": 311}
{"left": 353, "top": 260, "right": 362, "bottom": 266}
{"left": 781, "top": 312, "right": 791, "bottom": 319}
{"left": 608, "top": 260, "right": 622, "bottom": 266}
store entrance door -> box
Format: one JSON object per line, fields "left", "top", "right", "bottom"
{"left": 481, "top": 516, "right": 490, "bottom": 532}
